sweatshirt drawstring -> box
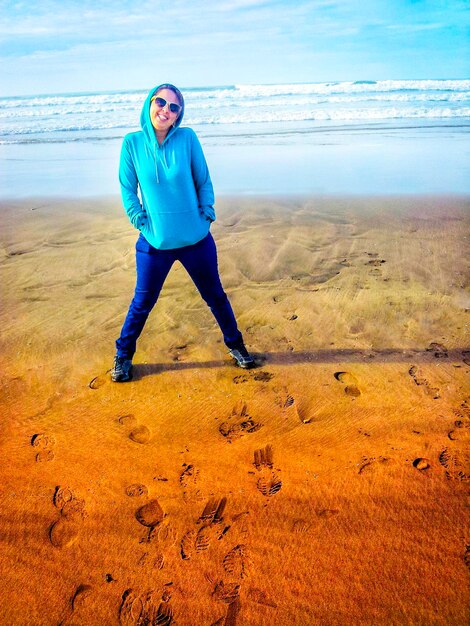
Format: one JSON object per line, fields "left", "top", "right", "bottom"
{"left": 154, "top": 144, "right": 160, "bottom": 184}
{"left": 154, "top": 143, "right": 170, "bottom": 183}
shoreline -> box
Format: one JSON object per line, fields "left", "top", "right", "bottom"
{"left": 2, "top": 118, "right": 470, "bottom": 198}
{"left": 1, "top": 190, "right": 469, "bottom": 203}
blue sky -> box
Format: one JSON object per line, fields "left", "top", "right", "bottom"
{"left": 0, "top": 0, "right": 468, "bottom": 96}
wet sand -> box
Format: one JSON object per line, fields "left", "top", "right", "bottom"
{"left": 0, "top": 195, "right": 469, "bottom": 625}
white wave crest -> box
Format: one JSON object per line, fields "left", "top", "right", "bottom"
{"left": 1, "top": 80, "right": 469, "bottom": 139}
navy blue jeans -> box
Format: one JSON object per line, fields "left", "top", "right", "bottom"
{"left": 116, "top": 232, "right": 243, "bottom": 359}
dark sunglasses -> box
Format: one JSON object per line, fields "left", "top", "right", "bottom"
{"left": 151, "top": 96, "right": 181, "bottom": 115}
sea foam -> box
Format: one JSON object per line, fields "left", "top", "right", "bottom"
{"left": 0, "top": 80, "right": 469, "bottom": 144}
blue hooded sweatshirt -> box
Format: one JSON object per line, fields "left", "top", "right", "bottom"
{"left": 119, "top": 84, "right": 215, "bottom": 250}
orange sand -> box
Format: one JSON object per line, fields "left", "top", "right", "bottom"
{"left": 0, "top": 195, "right": 469, "bottom": 625}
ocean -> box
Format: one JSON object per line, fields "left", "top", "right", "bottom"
{"left": 1, "top": 80, "right": 469, "bottom": 197}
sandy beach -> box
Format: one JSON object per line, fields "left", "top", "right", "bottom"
{"left": 0, "top": 194, "right": 469, "bottom": 625}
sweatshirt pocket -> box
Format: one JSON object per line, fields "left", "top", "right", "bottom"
{"left": 148, "top": 208, "right": 210, "bottom": 249}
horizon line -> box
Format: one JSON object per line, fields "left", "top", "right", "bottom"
{"left": 2, "top": 76, "right": 470, "bottom": 100}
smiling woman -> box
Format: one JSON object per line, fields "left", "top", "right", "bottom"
{"left": 111, "top": 83, "right": 255, "bottom": 382}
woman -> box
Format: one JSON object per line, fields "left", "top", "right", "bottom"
{"left": 111, "top": 83, "right": 254, "bottom": 382}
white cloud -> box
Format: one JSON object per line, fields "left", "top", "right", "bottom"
{"left": 385, "top": 22, "right": 447, "bottom": 33}
{"left": 0, "top": 0, "right": 468, "bottom": 95}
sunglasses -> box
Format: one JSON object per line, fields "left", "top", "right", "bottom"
{"left": 151, "top": 96, "right": 181, "bottom": 115}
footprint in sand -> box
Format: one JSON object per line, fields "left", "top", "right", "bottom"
{"left": 50, "top": 486, "right": 86, "bottom": 548}
{"left": 219, "top": 401, "right": 262, "bottom": 443}
{"left": 180, "top": 497, "right": 227, "bottom": 560}
{"left": 148, "top": 521, "right": 178, "bottom": 548}
{"left": 119, "top": 588, "right": 173, "bottom": 626}
{"left": 180, "top": 529, "right": 198, "bottom": 560}
{"left": 212, "top": 581, "right": 241, "bottom": 605}
{"left": 135, "top": 498, "right": 167, "bottom": 546}
{"left": 408, "top": 366, "right": 440, "bottom": 399}
{"left": 275, "top": 388, "right": 295, "bottom": 410}
{"left": 233, "top": 370, "right": 273, "bottom": 384}
{"left": 137, "top": 551, "right": 165, "bottom": 571}
{"left": 357, "top": 456, "right": 393, "bottom": 475}
{"left": 426, "top": 342, "right": 448, "bottom": 359}
{"left": 180, "top": 463, "right": 199, "bottom": 487}
{"left": 438, "top": 447, "right": 469, "bottom": 482}
{"left": 448, "top": 427, "right": 470, "bottom": 443}
{"left": 412, "top": 458, "right": 432, "bottom": 472}
{"left": 253, "top": 444, "right": 274, "bottom": 469}
{"left": 126, "top": 484, "right": 149, "bottom": 497}
{"left": 274, "top": 388, "right": 310, "bottom": 423}
{"left": 118, "top": 414, "right": 137, "bottom": 427}
{"left": 31, "top": 432, "right": 55, "bottom": 462}
{"left": 233, "top": 374, "right": 249, "bottom": 384}
{"left": 334, "top": 372, "right": 361, "bottom": 397}
{"left": 223, "top": 544, "right": 253, "bottom": 580}
{"left": 252, "top": 445, "right": 282, "bottom": 497}
{"left": 366, "top": 258, "right": 386, "bottom": 278}
{"left": 57, "top": 584, "right": 93, "bottom": 626}
{"left": 198, "top": 497, "right": 227, "bottom": 525}
{"left": 49, "top": 522, "right": 82, "bottom": 549}
{"left": 135, "top": 498, "right": 165, "bottom": 528}
{"left": 205, "top": 510, "right": 250, "bottom": 549}
{"left": 452, "top": 400, "right": 470, "bottom": 421}
{"left": 195, "top": 524, "right": 222, "bottom": 553}
{"left": 252, "top": 371, "right": 274, "bottom": 382}
{"left": 247, "top": 587, "right": 277, "bottom": 609}
{"left": 129, "top": 425, "right": 151, "bottom": 444}
{"left": 449, "top": 403, "right": 470, "bottom": 441}
{"left": 179, "top": 463, "right": 203, "bottom": 502}
{"left": 119, "top": 589, "right": 143, "bottom": 624}
{"left": 256, "top": 473, "right": 283, "bottom": 497}
{"left": 211, "top": 597, "right": 241, "bottom": 626}
{"left": 88, "top": 373, "right": 109, "bottom": 389}
{"left": 291, "top": 519, "right": 312, "bottom": 533}
{"left": 117, "top": 414, "right": 152, "bottom": 444}
{"left": 464, "top": 545, "right": 470, "bottom": 570}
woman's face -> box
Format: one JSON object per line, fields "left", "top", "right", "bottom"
{"left": 150, "top": 88, "right": 181, "bottom": 135}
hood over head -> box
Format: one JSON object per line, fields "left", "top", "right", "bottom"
{"left": 140, "top": 83, "right": 185, "bottom": 147}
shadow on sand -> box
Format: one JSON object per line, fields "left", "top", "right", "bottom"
{"left": 129, "top": 347, "right": 469, "bottom": 380}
